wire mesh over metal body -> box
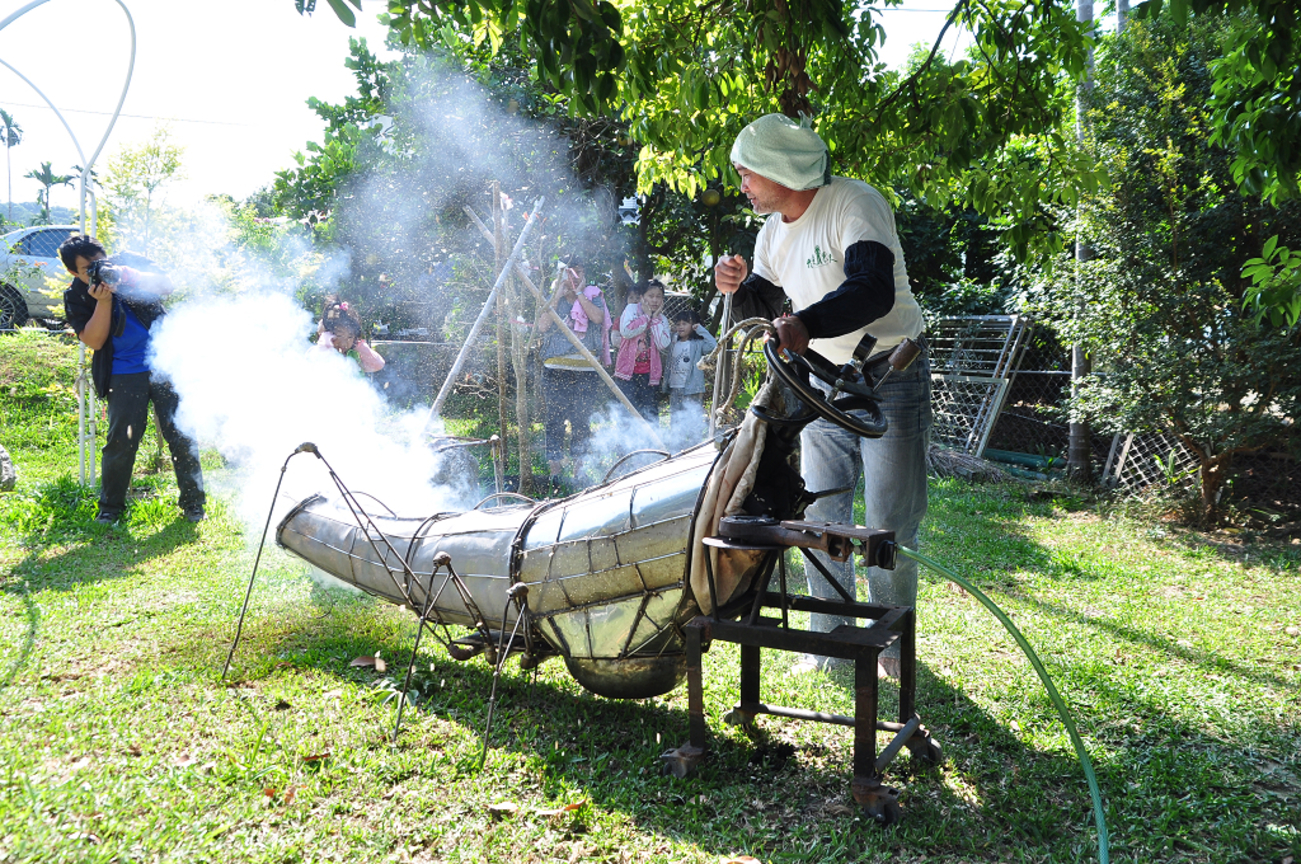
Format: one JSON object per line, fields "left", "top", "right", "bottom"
{"left": 278, "top": 501, "right": 527, "bottom": 630}
{"left": 276, "top": 443, "right": 730, "bottom": 699}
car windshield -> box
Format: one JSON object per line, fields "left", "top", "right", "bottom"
{"left": 18, "top": 228, "right": 74, "bottom": 258}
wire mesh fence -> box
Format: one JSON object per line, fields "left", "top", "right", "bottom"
{"left": 929, "top": 315, "right": 1029, "bottom": 458}
{"left": 928, "top": 315, "right": 1029, "bottom": 378}
{"left": 931, "top": 317, "right": 1114, "bottom": 473}
{"left": 930, "top": 375, "right": 1009, "bottom": 455}
{"left": 1101, "top": 430, "right": 1201, "bottom": 493}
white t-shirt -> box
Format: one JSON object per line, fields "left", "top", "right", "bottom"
{"left": 669, "top": 339, "right": 692, "bottom": 390}
{"left": 751, "top": 176, "right": 923, "bottom": 362}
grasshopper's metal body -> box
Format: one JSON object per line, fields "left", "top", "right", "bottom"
{"left": 276, "top": 443, "right": 768, "bottom": 698}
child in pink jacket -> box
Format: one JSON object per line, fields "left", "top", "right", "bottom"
{"left": 613, "top": 279, "right": 670, "bottom": 422}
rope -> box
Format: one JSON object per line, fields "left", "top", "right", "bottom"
{"left": 699, "top": 317, "right": 777, "bottom": 430}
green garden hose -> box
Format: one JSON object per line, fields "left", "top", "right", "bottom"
{"left": 899, "top": 546, "right": 1111, "bottom": 864}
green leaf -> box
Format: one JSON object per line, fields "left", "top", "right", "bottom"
{"left": 548, "top": 0, "right": 569, "bottom": 40}
{"left": 1263, "top": 234, "right": 1279, "bottom": 261}
{"left": 598, "top": 1, "right": 621, "bottom": 33}
{"left": 570, "top": 0, "right": 599, "bottom": 23}
{"left": 323, "top": 0, "right": 357, "bottom": 27}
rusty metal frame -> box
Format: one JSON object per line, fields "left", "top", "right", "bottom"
{"left": 664, "top": 517, "right": 942, "bottom": 822}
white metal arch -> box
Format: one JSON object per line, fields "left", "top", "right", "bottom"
{"left": 0, "top": 0, "right": 137, "bottom": 484}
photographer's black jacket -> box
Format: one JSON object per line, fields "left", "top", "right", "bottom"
{"left": 63, "top": 267, "right": 167, "bottom": 400}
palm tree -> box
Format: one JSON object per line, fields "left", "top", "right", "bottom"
{"left": 0, "top": 110, "right": 21, "bottom": 224}
{"left": 72, "top": 164, "right": 100, "bottom": 187}
{"left": 24, "top": 161, "right": 73, "bottom": 224}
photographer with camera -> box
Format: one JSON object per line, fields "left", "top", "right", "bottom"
{"left": 60, "top": 235, "right": 206, "bottom": 525}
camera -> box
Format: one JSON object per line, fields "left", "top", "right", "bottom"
{"left": 86, "top": 259, "right": 122, "bottom": 287}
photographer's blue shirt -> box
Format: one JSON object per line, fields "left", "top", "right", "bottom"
{"left": 111, "top": 302, "right": 151, "bottom": 375}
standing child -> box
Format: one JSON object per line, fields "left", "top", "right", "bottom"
{"left": 611, "top": 282, "right": 642, "bottom": 352}
{"left": 667, "top": 308, "right": 717, "bottom": 444}
{"left": 613, "top": 279, "right": 670, "bottom": 423}
{"left": 317, "top": 297, "right": 386, "bottom": 373}
{"left": 535, "top": 257, "right": 613, "bottom": 483}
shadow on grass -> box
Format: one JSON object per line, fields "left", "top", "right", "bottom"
{"left": 0, "top": 516, "right": 201, "bottom": 686}
{"left": 1000, "top": 584, "right": 1299, "bottom": 693}
{"left": 2, "top": 516, "right": 201, "bottom": 594}
{"left": 0, "top": 582, "right": 40, "bottom": 693}
{"left": 188, "top": 596, "right": 1126, "bottom": 862}
{"left": 113, "top": 557, "right": 1300, "bottom": 863}
{"left": 813, "top": 640, "right": 1298, "bottom": 862}
{"left": 922, "top": 487, "right": 1109, "bottom": 585}
{"left": 919, "top": 486, "right": 1297, "bottom": 692}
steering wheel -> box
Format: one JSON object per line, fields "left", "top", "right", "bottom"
{"left": 762, "top": 340, "right": 888, "bottom": 439}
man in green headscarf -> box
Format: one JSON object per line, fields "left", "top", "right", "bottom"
{"left": 715, "top": 113, "right": 932, "bottom": 678}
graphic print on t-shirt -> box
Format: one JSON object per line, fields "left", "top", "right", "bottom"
{"left": 806, "top": 244, "right": 837, "bottom": 270}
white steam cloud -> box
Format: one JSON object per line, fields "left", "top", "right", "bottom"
{"left": 580, "top": 398, "right": 714, "bottom": 483}
{"left": 135, "top": 51, "right": 661, "bottom": 528}
{"left": 150, "top": 290, "right": 474, "bottom": 528}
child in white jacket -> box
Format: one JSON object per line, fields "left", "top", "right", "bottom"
{"left": 666, "top": 308, "right": 717, "bottom": 443}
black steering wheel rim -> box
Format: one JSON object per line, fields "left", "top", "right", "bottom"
{"left": 762, "top": 340, "right": 888, "bottom": 438}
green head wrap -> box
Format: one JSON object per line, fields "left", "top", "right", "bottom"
{"left": 730, "top": 113, "right": 830, "bottom": 191}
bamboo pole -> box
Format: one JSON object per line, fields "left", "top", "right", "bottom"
{"left": 492, "top": 183, "right": 507, "bottom": 494}
{"left": 460, "top": 208, "right": 663, "bottom": 449}
{"left": 428, "top": 197, "right": 545, "bottom": 423}
{"left": 504, "top": 224, "right": 536, "bottom": 495}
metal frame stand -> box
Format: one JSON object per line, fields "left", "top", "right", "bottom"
{"left": 662, "top": 519, "right": 943, "bottom": 824}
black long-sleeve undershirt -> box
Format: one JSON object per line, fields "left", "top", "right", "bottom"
{"left": 729, "top": 240, "right": 895, "bottom": 340}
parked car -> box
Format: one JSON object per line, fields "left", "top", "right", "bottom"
{"left": 1, "top": 225, "right": 77, "bottom": 330}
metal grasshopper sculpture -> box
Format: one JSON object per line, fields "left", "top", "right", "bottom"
{"left": 265, "top": 337, "right": 909, "bottom": 699}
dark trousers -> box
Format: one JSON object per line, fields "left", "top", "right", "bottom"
{"left": 100, "top": 371, "right": 205, "bottom": 516}
{"left": 617, "top": 373, "right": 659, "bottom": 424}
{"left": 541, "top": 367, "right": 598, "bottom": 464}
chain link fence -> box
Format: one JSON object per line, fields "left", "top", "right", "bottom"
{"left": 931, "top": 317, "right": 1123, "bottom": 475}
{"left": 1100, "top": 430, "right": 1200, "bottom": 492}
{"left": 931, "top": 319, "right": 1296, "bottom": 516}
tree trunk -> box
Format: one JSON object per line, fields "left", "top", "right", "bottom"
{"left": 1199, "top": 460, "right": 1222, "bottom": 525}
{"left": 1069, "top": 0, "right": 1096, "bottom": 482}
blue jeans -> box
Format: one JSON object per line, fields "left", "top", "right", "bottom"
{"left": 800, "top": 354, "right": 931, "bottom": 659}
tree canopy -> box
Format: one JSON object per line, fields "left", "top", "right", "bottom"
{"left": 296, "top": 0, "right": 1104, "bottom": 261}
{"left": 101, "top": 126, "right": 185, "bottom": 256}
{"left": 1134, "top": 0, "right": 1300, "bottom": 200}
{"left": 22, "top": 161, "right": 71, "bottom": 225}
{"left": 285, "top": 0, "right": 1300, "bottom": 518}
{"left": 1031, "top": 13, "right": 1300, "bottom": 519}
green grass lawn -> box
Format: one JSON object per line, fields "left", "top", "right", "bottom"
{"left": 0, "top": 329, "right": 1298, "bottom": 863}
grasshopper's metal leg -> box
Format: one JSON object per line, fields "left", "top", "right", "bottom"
{"left": 662, "top": 620, "right": 708, "bottom": 778}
